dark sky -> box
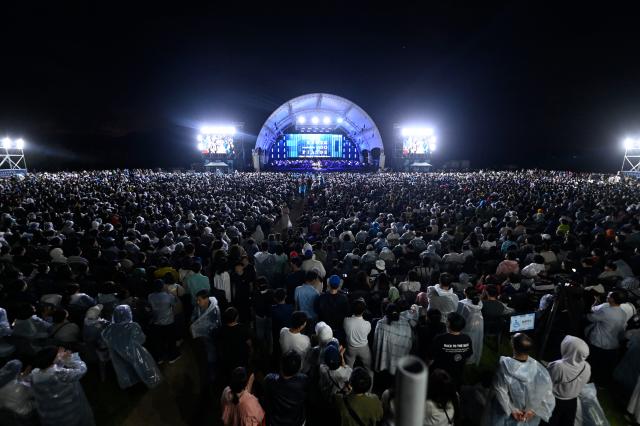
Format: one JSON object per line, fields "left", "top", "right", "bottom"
{"left": 1, "top": 3, "right": 639, "bottom": 171}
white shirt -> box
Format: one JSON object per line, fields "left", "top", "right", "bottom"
{"left": 343, "top": 316, "right": 371, "bottom": 348}
{"left": 522, "top": 262, "right": 545, "bottom": 278}
{"left": 279, "top": 328, "right": 311, "bottom": 357}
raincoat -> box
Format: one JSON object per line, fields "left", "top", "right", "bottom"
{"left": 101, "top": 305, "right": 162, "bottom": 389}
{"left": 488, "top": 356, "right": 555, "bottom": 425}
{"left": 190, "top": 296, "right": 221, "bottom": 339}
{"left": 0, "top": 360, "right": 35, "bottom": 417}
{"left": 0, "top": 307, "right": 15, "bottom": 357}
{"left": 458, "top": 299, "right": 484, "bottom": 365}
{"left": 29, "top": 353, "right": 95, "bottom": 426}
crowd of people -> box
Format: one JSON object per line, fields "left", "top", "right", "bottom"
{"left": 0, "top": 169, "right": 639, "bottom": 425}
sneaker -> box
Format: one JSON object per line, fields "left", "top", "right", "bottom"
{"left": 168, "top": 354, "right": 182, "bottom": 364}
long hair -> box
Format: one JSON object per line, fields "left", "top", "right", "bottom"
{"left": 229, "top": 367, "right": 248, "bottom": 405}
{"left": 428, "top": 369, "right": 458, "bottom": 412}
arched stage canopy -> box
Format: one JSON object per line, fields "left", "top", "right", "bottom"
{"left": 255, "top": 93, "right": 384, "bottom": 153}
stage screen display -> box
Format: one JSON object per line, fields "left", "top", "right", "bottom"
{"left": 200, "top": 134, "right": 234, "bottom": 154}
{"left": 285, "top": 134, "right": 343, "bottom": 158}
{"left": 402, "top": 135, "right": 434, "bottom": 155}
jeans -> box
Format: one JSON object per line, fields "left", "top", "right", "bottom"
{"left": 255, "top": 315, "right": 273, "bottom": 355}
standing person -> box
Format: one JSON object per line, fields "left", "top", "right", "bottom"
{"left": 279, "top": 311, "right": 311, "bottom": 371}
{"left": 184, "top": 262, "right": 211, "bottom": 305}
{"left": 220, "top": 367, "right": 265, "bottom": 426}
{"left": 29, "top": 347, "right": 95, "bottom": 426}
{"left": 488, "top": 333, "right": 555, "bottom": 425}
{"left": 102, "top": 305, "right": 163, "bottom": 389}
{"left": 294, "top": 271, "right": 321, "bottom": 327}
{"left": 271, "top": 288, "right": 294, "bottom": 358}
{"left": 542, "top": 336, "right": 591, "bottom": 426}
{"left": 218, "top": 307, "right": 252, "bottom": 378}
{"left": 263, "top": 350, "right": 309, "bottom": 426}
{"left": 584, "top": 290, "right": 626, "bottom": 385}
{"left": 424, "top": 369, "right": 458, "bottom": 426}
{"left": 213, "top": 262, "right": 232, "bottom": 307}
{"left": 428, "top": 312, "right": 473, "bottom": 387}
{"left": 373, "top": 303, "right": 413, "bottom": 375}
{"left": 457, "top": 288, "right": 484, "bottom": 365}
{"left": 147, "top": 279, "right": 181, "bottom": 364}
{"left": 0, "top": 360, "right": 37, "bottom": 426}
{"left": 343, "top": 298, "right": 372, "bottom": 369}
{"left": 191, "top": 290, "right": 221, "bottom": 388}
{"left": 314, "top": 275, "right": 350, "bottom": 342}
{"left": 231, "top": 261, "right": 253, "bottom": 323}
{"left": 285, "top": 257, "right": 305, "bottom": 305}
{"left": 334, "top": 367, "right": 383, "bottom": 426}
{"left": 427, "top": 273, "right": 460, "bottom": 320}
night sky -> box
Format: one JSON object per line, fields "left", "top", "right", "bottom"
{"left": 1, "top": 4, "right": 639, "bottom": 172}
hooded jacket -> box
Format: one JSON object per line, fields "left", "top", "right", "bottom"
{"left": 547, "top": 335, "right": 591, "bottom": 400}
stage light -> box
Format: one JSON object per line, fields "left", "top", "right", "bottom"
{"left": 200, "top": 126, "right": 236, "bottom": 135}
{"left": 401, "top": 127, "right": 435, "bottom": 137}
{"left": 624, "top": 137, "right": 640, "bottom": 150}
{"left": 311, "top": 116, "right": 319, "bottom": 124}
{"left": 323, "top": 116, "right": 331, "bottom": 125}
{"left": 15, "top": 139, "right": 24, "bottom": 149}
{"left": 197, "top": 142, "right": 205, "bottom": 151}
{"left": 429, "top": 143, "right": 436, "bottom": 151}
{"left": 297, "top": 116, "right": 306, "bottom": 124}
{"left": 336, "top": 117, "right": 344, "bottom": 124}
{"left": 2, "top": 138, "right": 11, "bottom": 149}
{"left": 196, "top": 134, "right": 203, "bottom": 142}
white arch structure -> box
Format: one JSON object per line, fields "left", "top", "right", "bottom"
{"left": 255, "top": 93, "right": 384, "bottom": 157}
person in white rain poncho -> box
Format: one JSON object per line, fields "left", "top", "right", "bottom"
{"left": 0, "top": 359, "right": 37, "bottom": 425}
{"left": 488, "top": 333, "right": 555, "bottom": 426}
{"left": 29, "top": 347, "right": 95, "bottom": 426}
{"left": 457, "top": 288, "right": 484, "bottom": 366}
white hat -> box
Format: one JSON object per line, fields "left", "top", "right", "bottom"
{"left": 375, "top": 259, "right": 386, "bottom": 271}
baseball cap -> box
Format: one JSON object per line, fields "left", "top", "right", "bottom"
{"left": 375, "top": 259, "right": 386, "bottom": 271}
{"left": 324, "top": 341, "right": 341, "bottom": 370}
{"left": 289, "top": 251, "right": 299, "bottom": 258}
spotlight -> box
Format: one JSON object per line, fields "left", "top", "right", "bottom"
{"left": 311, "top": 116, "right": 319, "bottom": 124}
{"left": 2, "top": 138, "right": 11, "bottom": 149}
{"left": 429, "top": 143, "right": 436, "bottom": 151}
{"left": 336, "top": 117, "right": 344, "bottom": 124}
{"left": 196, "top": 134, "right": 203, "bottom": 142}
{"left": 297, "top": 116, "right": 306, "bottom": 124}
{"left": 401, "top": 127, "right": 435, "bottom": 137}
{"left": 624, "top": 137, "right": 639, "bottom": 150}
{"left": 323, "top": 116, "right": 331, "bottom": 125}
{"left": 15, "top": 139, "right": 24, "bottom": 149}
{"left": 197, "top": 142, "right": 205, "bottom": 151}
{"left": 200, "top": 126, "right": 236, "bottom": 135}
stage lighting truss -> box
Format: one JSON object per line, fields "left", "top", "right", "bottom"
{"left": 295, "top": 115, "right": 345, "bottom": 132}
{"left": 0, "top": 137, "right": 27, "bottom": 172}
{"left": 622, "top": 137, "right": 640, "bottom": 173}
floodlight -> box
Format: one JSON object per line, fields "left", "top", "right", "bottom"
{"left": 323, "top": 116, "right": 331, "bottom": 125}
{"left": 2, "top": 138, "right": 10, "bottom": 149}
{"left": 196, "top": 134, "right": 203, "bottom": 142}
{"left": 297, "top": 116, "right": 306, "bottom": 124}
{"left": 401, "top": 127, "right": 435, "bottom": 137}
{"left": 624, "top": 137, "right": 638, "bottom": 150}
{"left": 336, "top": 117, "right": 344, "bottom": 124}
{"left": 311, "top": 116, "right": 319, "bottom": 124}
{"left": 429, "top": 143, "right": 436, "bottom": 151}
{"left": 197, "top": 142, "right": 205, "bottom": 151}
{"left": 200, "top": 125, "right": 236, "bottom": 135}
{"left": 15, "top": 139, "right": 24, "bottom": 149}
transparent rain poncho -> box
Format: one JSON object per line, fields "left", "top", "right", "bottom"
{"left": 101, "top": 305, "right": 162, "bottom": 389}
{"left": 488, "top": 356, "right": 555, "bottom": 426}
{"left": 458, "top": 300, "right": 484, "bottom": 365}
{"left": 29, "top": 353, "right": 95, "bottom": 426}
{"left": 0, "top": 359, "right": 35, "bottom": 417}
